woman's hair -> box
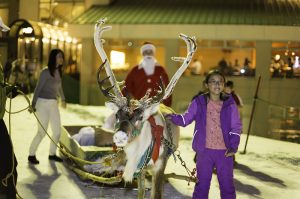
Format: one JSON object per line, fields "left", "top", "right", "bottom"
{"left": 204, "top": 70, "right": 229, "bottom": 101}
{"left": 47, "top": 49, "right": 64, "bottom": 77}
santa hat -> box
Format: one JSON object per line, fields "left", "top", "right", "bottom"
{"left": 0, "top": 17, "right": 10, "bottom": 32}
{"left": 140, "top": 42, "right": 156, "bottom": 55}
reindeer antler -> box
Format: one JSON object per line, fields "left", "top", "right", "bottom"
{"left": 95, "top": 18, "right": 197, "bottom": 110}
{"left": 162, "top": 34, "right": 197, "bottom": 102}
{"left": 94, "top": 18, "right": 125, "bottom": 97}
{"left": 97, "top": 59, "right": 115, "bottom": 98}
{"left": 94, "top": 18, "right": 127, "bottom": 108}
{"left": 140, "top": 34, "right": 197, "bottom": 107}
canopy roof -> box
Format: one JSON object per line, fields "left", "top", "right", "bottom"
{"left": 72, "top": 0, "right": 300, "bottom": 26}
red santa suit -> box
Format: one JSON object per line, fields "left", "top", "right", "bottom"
{"left": 124, "top": 64, "right": 172, "bottom": 107}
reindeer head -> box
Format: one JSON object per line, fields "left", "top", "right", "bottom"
{"left": 98, "top": 60, "right": 166, "bottom": 145}
{"left": 94, "top": 18, "right": 197, "bottom": 146}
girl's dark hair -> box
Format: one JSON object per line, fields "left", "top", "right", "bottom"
{"left": 47, "top": 49, "right": 64, "bottom": 77}
{"left": 204, "top": 70, "right": 226, "bottom": 84}
{"left": 204, "top": 70, "right": 229, "bottom": 101}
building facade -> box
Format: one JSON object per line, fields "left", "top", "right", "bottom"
{"left": 1, "top": 0, "right": 300, "bottom": 140}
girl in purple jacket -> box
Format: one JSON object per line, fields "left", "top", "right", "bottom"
{"left": 169, "top": 70, "right": 242, "bottom": 199}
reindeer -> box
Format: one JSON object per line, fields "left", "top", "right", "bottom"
{"left": 94, "top": 18, "right": 197, "bottom": 199}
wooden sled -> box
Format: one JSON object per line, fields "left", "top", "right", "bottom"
{"left": 59, "top": 125, "right": 124, "bottom": 185}
{"left": 59, "top": 125, "right": 197, "bottom": 186}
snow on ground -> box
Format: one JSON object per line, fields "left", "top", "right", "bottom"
{"left": 3, "top": 95, "right": 300, "bottom": 199}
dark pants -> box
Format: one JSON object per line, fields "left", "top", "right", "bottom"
{"left": 0, "top": 119, "right": 18, "bottom": 199}
{"left": 193, "top": 148, "right": 235, "bottom": 199}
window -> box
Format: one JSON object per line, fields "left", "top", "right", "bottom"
{"left": 180, "top": 40, "right": 256, "bottom": 76}
{"left": 271, "top": 41, "right": 300, "bottom": 78}
{"left": 110, "top": 50, "right": 126, "bottom": 70}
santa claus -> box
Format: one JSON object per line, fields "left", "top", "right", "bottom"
{"left": 100, "top": 42, "right": 172, "bottom": 140}
{"left": 124, "top": 42, "right": 172, "bottom": 106}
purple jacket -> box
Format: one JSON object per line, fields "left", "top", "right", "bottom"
{"left": 170, "top": 94, "right": 242, "bottom": 153}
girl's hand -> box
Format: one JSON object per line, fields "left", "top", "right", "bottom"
{"left": 225, "top": 148, "right": 235, "bottom": 157}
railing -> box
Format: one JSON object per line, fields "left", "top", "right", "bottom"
{"left": 268, "top": 103, "right": 300, "bottom": 143}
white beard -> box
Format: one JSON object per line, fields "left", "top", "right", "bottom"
{"left": 139, "top": 56, "right": 156, "bottom": 76}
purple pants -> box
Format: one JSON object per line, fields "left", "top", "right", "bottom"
{"left": 193, "top": 148, "right": 235, "bottom": 199}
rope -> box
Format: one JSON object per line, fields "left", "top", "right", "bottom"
{"left": 161, "top": 136, "right": 198, "bottom": 185}
{"left": 2, "top": 93, "right": 23, "bottom": 199}
{"left": 0, "top": 64, "right": 21, "bottom": 198}
{"left": 173, "top": 150, "right": 198, "bottom": 185}
{"left": 10, "top": 91, "right": 116, "bottom": 166}
{"left": 2, "top": 85, "right": 201, "bottom": 197}
{"left": 5, "top": 107, "right": 28, "bottom": 114}
{"left": 2, "top": 88, "right": 122, "bottom": 199}
{"left": 256, "top": 97, "right": 299, "bottom": 109}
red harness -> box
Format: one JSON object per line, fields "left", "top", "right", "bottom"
{"left": 147, "top": 115, "right": 164, "bottom": 163}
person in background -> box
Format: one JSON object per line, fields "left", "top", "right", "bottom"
{"left": 224, "top": 80, "right": 243, "bottom": 108}
{"left": 244, "top": 57, "right": 251, "bottom": 68}
{"left": 101, "top": 42, "right": 172, "bottom": 141}
{"left": 224, "top": 80, "right": 243, "bottom": 165}
{"left": 190, "top": 58, "right": 202, "bottom": 75}
{"left": 232, "top": 59, "right": 241, "bottom": 76}
{"left": 168, "top": 70, "right": 242, "bottom": 199}
{"left": 243, "top": 57, "right": 252, "bottom": 76}
{"left": 218, "top": 58, "right": 229, "bottom": 75}
{"left": 0, "top": 16, "right": 18, "bottom": 199}
{"left": 124, "top": 42, "right": 172, "bottom": 106}
{"left": 28, "top": 49, "right": 66, "bottom": 164}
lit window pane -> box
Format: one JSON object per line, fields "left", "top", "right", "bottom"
{"left": 110, "top": 50, "right": 125, "bottom": 69}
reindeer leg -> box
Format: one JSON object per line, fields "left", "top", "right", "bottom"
{"left": 151, "top": 157, "right": 167, "bottom": 199}
{"left": 137, "top": 170, "right": 146, "bottom": 199}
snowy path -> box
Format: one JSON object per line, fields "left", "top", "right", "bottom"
{"left": 3, "top": 96, "right": 300, "bottom": 199}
